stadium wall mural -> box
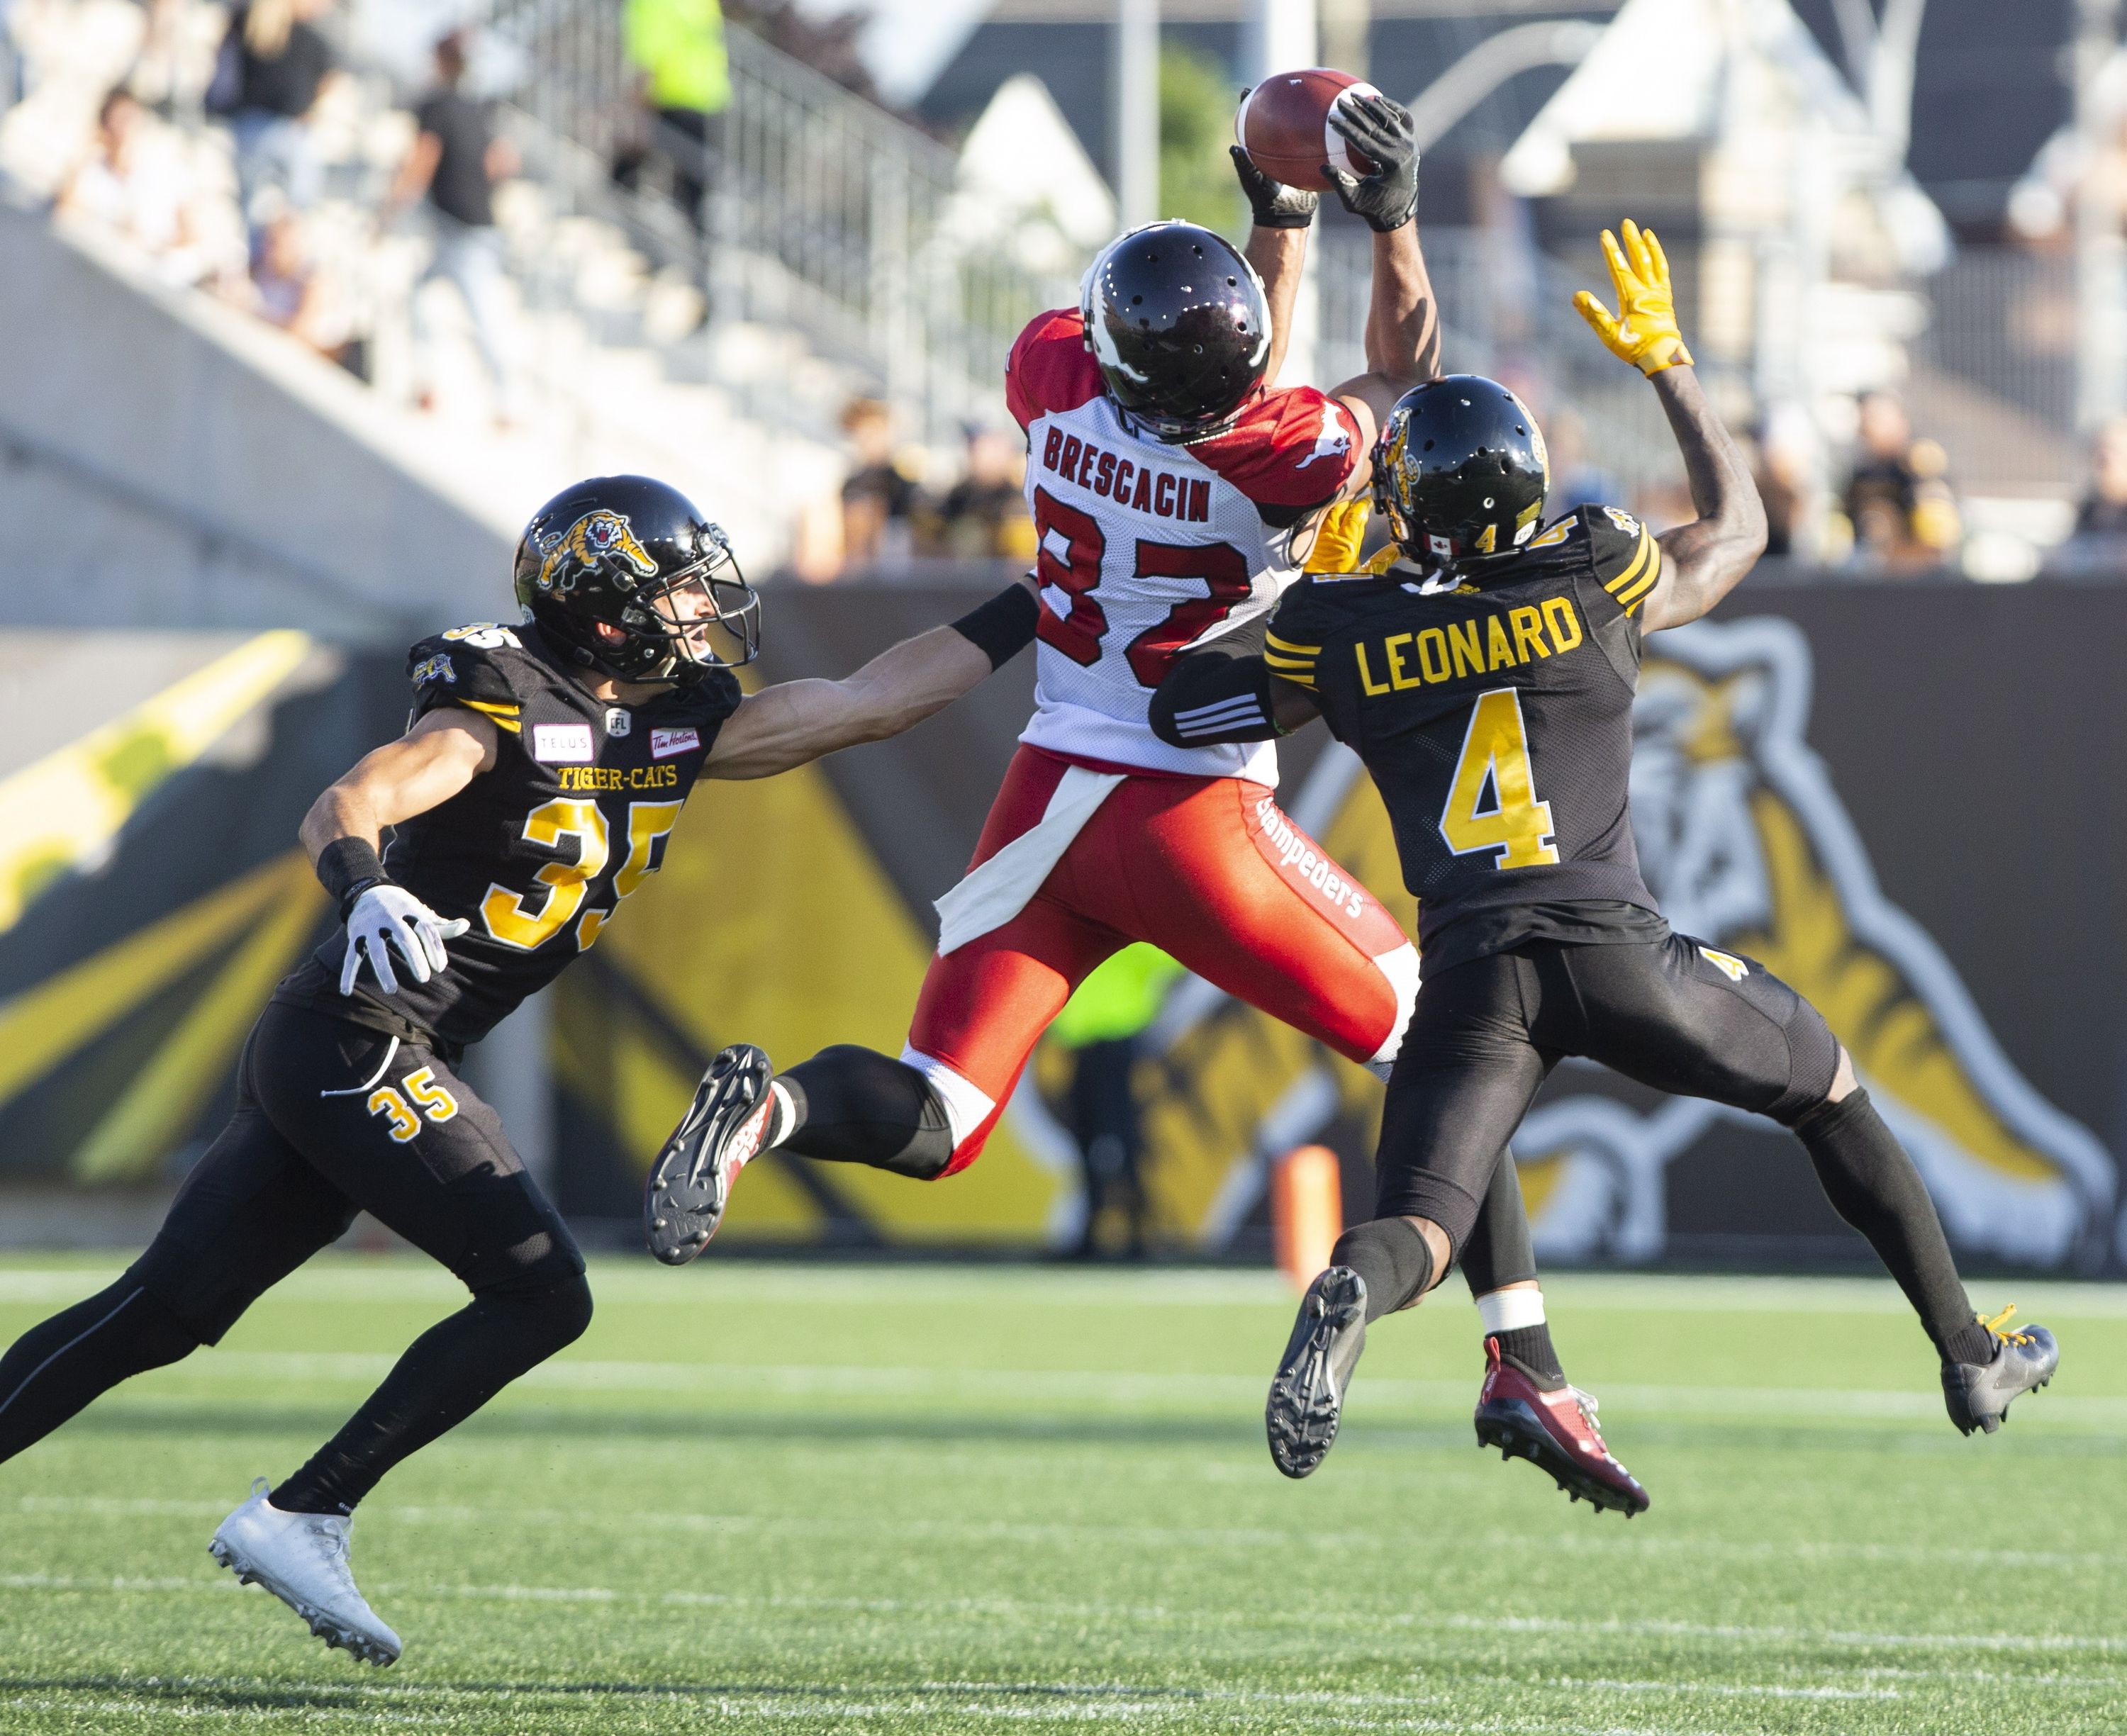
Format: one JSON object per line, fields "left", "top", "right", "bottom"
{"left": 0, "top": 586, "right": 2120, "bottom": 1270}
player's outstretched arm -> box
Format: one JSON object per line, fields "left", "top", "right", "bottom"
{"left": 703, "top": 579, "right": 1037, "bottom": 781}
{"left": 1234, "top": 138, "right": 1317, "bottom": 390}
{"left": 1321, "top": 93, "right": 1439, "bottom": 491}
{"left": 300, "top": 708, "right": 497, "bottom": 994}
{"left": 1572, "top": 220, "right": 1767, "bottom": 632}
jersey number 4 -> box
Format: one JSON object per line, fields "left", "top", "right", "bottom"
{"left": 1439, "top": 688, "right": 1560, "bottom": 870}
{"left": 481, "top": 797, "right": 684, "bottom": 951}
{"left": 1031, "top": 487, "right": 1251, "bottom": 687}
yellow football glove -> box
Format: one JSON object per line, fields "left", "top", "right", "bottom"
{"left": 1305, "top": 500, "right": 1402, "bottom": 576}
{"left": 1573, "top": 219, "right": 1694, "bottom": 376}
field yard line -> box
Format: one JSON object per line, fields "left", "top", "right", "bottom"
{"left": 9, "top": 1568, "right": 2121, "bottom": 1660}
{"left": 0, "top": 1696, "right": 449, "bottom": 1728}
{"left": 128, "top": 1349, "right": 2127, "bottom": 1427}
{"left": 6, "top": 1262, "right": 2127, "bottom": 1318}
{"left": 19, "top": 1494, "right": 2127, "bottom": 1575}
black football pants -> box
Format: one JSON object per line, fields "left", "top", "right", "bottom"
{"left": 0, "top": 1002, "right": 588, "bottom": 1513}
{"left": 1376, "top": 934, "right": 1841, "bottom": 1253}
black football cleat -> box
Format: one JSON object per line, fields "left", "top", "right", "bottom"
{"left": 644, "top": 1044, "right": 776, "bottom": 1266}
{"left": 1943, "top": 1306, "right": 2059, "bottom": 1435}
{"left": 1266, "top": 1266, "right": 1368, "bottom": 1479}
{"left": 1474, "top": 1337, "right": 1649, "bottom": 1516}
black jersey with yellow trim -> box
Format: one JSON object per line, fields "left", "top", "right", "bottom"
{"left": 1266, "top": 503, "right": 1668, "bottom": 968}
{"left": 276, "top": 621, "right": 742, "bottom": 1051}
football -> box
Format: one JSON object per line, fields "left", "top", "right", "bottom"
{"left": 1236, "top": 67, "right": 1383, "bottom": 189}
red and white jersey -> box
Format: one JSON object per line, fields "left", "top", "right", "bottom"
{"left": 1005, "top": 308, "right": 1361, "bottom": 782}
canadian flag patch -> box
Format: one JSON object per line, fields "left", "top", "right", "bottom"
{"left": 650, "top": 727, "right": 701, "bottom": 759}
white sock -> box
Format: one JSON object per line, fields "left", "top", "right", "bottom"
{"left": 1476, "top": 1288, "right": 1547, "bottom": 1335}
{"left": 764, "top": 1080, "right": 797, "bottom": 1149}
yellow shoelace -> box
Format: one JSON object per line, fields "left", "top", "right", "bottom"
{"left": 1981, "top": 1305, "right": 2033, "bottom": 1347}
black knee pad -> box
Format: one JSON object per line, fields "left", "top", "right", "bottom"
{"left": 1767, "top": 997, "right": 1841, "bottom": 1126}
{"left": 480, "top": 1267, "right": 594, "bottom": 1354}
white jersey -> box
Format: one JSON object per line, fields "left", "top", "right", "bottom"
{"left": 1005, "top": 308, "right": 1362, "bottom": 782}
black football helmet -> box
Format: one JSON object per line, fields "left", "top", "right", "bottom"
{"left": 1080, "top": 222, "right": 1271, "bottom": 443}
{"left": 1372, "top": 376, "right": 1551, "bottom": 569}
{"left": 513, "top": 475, "right": 759, "bottom": 683}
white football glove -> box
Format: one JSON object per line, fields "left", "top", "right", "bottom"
{"left": 339, "top": 883, "right": 472, "bottom": 997}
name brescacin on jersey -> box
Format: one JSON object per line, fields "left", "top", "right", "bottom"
{"left": 1037, "top": 427, "right": 1213, "bottom": 523}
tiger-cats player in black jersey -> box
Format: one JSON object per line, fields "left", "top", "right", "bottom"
{"left": 0, "top": 475, "right": 1041, "bottom": 1665}
{"left": 1154, "top": 222, "right": 2059, "bottom": 1486}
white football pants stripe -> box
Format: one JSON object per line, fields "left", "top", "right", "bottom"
{"left": 900, "top": 1048, "right": 997, "bottom": 1151}
{"left": 1365, "top": 943, "right": 1422, "bottom": 1081}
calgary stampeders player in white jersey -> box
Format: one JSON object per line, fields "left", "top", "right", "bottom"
{"left": 646, "top": 92, "right": 1646, "bottom": 1513}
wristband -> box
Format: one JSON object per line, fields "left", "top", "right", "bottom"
{"left": 316, "top": 836, "right": 389, "bottom": 919}
{"left": 950, "top": 580, "right": 1039, "bottom": 670}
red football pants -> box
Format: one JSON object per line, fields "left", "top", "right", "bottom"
{"left": 906, "top": 746, "right": 1419, "bottom": 1174}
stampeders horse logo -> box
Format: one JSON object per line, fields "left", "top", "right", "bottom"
{"left": 538, "top": 511, "right": 659, "bottom": 596}
{"left": 1510, "top": 616, "right": 2114, "bottom": 1268}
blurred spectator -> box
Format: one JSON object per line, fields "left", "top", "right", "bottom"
{"left": 2045, "top": 417, "right": 2127, "bottom": 581}
{"left": 1842, "top": 391, "right": 1961, "bottom": 573}
{"left": 839, "top": 397, "right": 920, "bottom": 566}
{"left": 207, "top": 0, "right": 337, "bottom": 227}
{"left": 617, "top": 0, "right": 729, "bottom": 230}
{"left": 1049, "top": 943, "right": 1182, "bottom": 1260}
{"left": 56, "top": 88, "right": 213, "bottom": 285}
{"left": 2074, "top": 417, "right": 2127, "bottom": 538}
{"left": 1753, "top": 402, "right": 1829, "bottom": 562}
{"left": 1543, "top": 408, "right": 1621, "bottom": 515}
{"left": 389, "top": 30, "right": 519, "bottom": 425}
{"left": 919, "top": 424, "right": 1034, "bottom": 561}
{"left": 246, "top": 210, "right": 348, "bottom": 364}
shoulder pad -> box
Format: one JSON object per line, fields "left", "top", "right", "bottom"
{"left": 408, "top": 623, "right": 530, "bottom": 723}
{"left": 1005, "top": 308, "right": 1102, "bottom": 431}
{"left": 1576, "top": 503, "right": 1662, "bottom": 613}
{"left": 1193, "top": 388, "right": 1360, "bottom": 510}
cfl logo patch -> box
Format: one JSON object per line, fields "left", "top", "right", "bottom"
{"left": 1699, "top": 946, "right": 1749, "bottom": 982}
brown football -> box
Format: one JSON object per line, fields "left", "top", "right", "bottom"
{"left": 1236, "top": 68, "right": 1382, "bottom": 190}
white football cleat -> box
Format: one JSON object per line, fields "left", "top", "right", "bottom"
{"left": 209, "top": 1479, "right": 402, "bottom": 1666}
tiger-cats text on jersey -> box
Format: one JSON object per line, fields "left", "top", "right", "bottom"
{"left": 275, "top": 621, "right": 742, "bottom": 1051}
{"left": 1266, "top": 504, "right": 1672, "bottom": 973}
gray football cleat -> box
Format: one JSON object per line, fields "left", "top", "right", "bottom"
{"left": 1266, "top": 1265, "right": 1368, "bottom": 1479}
{"left": 1943, "top": 1306, "right": 2059, "bottom": 1436}
{"left": 209, "top": 1480, "right": 401, "bottom": 1666}
{"left": 644, "top": 1044, "right": 776, "bottom": 1265}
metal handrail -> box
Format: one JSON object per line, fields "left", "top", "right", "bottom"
{"left": 482, "top": 0, "right": 1080, "bottom": 445}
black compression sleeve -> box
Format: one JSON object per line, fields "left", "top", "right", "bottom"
{"left": 315, "top": 837, "right": 388, "bottom": 917}
{"left": 1150, "top": 650, "right": 1281, "bottom": 748}
{"left": 949, "top": 581, "right": 1039, "bottom": 670}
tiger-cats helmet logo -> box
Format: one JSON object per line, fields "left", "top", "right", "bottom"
{"left": 538, "top": 511, "right": 659, "bottom": 597}
{"left": 1512, "top": 617, "right": 2113, "bottom": 1267}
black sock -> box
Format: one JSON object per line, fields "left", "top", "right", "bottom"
{"left": 1792, "top": 1090, "right": 1984, "bottom": 1363}
{"left": 1330, "top": 1219, "right": 1436, "bottom": 1323}
{"left": 776, "top": 1046, "right": 954, "bottom": 1180}
{"left": 0, "top": 1275, "right": 199, "bottom": 1465}
{"left": 1492, "top": 1323, "right": 1565, "bottom": 1389}
{"left": 274, "top": 1272, "right": 593, "bottom": 1516}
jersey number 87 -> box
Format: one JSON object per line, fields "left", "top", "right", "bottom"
{"left": 1439, "top": 689, "right": 1560, "bottom": 870}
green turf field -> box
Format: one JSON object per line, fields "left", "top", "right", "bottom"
{"left": 0, "top": 1256, "right": 2123, "bottom": 1734}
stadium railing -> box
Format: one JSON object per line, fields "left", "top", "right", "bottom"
{"left": 484, "top": 0, "right": 1076, "bottom": 449}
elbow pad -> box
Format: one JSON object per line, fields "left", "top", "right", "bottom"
{"left": 949, "top": 581, "right": 1039, "bottom": 670}
{"left": 1149, "top": 652, "right": 1282, "bottom": 748}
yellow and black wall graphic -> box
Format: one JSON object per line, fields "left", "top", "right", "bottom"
{"left": 1, "top": 585, "right": 2121, "bottom": 1268}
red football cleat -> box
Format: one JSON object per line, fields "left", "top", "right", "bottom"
{"left": 1473, "top": 1336, "right": 1650, "bottom": 1516}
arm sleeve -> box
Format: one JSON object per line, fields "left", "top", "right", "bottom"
{"left": 1149, "top": 646, "right": 1282, "bottom": 749}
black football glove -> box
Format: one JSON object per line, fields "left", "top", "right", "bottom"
{"left": 1322, "top": 91, "right": 1419, "bottom": 233}
{"left": 1230, "top": 140, "right": 1317, "bottom": 230}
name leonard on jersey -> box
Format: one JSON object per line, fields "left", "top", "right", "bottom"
{"left": 1287, "top": 589, "right": 1588, "bottom": 700}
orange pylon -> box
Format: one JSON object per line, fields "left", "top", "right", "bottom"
{"left": 1271, "top": 1144, "right": 1343, "bottom": 1290}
